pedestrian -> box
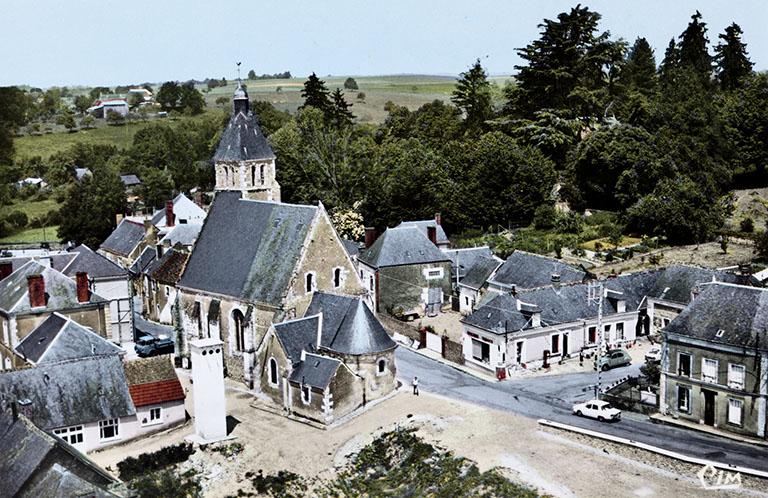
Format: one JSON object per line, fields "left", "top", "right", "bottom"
{"left": 412, "top": 376, "right": 419, "bottom": 396}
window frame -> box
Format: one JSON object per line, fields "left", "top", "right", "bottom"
{"left": 301, "top": 384, "right": 312, "bottom": 404}
{"left": 53, "top": 425, "right": 84, "bottom": 445}
{"left": 376, "top": 358, "right": 387, "bottom": 376}
{"left": 333, "top": 267, "right": 343, "bottom": 289}
{"left": 677, "top": 352, "right": 692, "bottom": 377}
{"left": 728, "top": 398, "right": 743, "bottom": 426}
{"left": 99, "top": 418, "right": 120, "bottom": 441}
{"left": 423, "top": 267, "right": 444, "bottom": 280}
{"left": 728, "top": 363, "right": 746, "bottom": 390}
{"left": 305, "top": 271, "right": 316, "bottom": 294}
{"left": 268, "top": 357, "right": 279, "bottom": 387}
{"left": 143, "top": 407, "right": 163, "bottom": 426}
{"left": 676, "top": 385, "right": 691, "bottom": 413}
{"left": 702, "top": 357, "right": 719, "bottom": 384}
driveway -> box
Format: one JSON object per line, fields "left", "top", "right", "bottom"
{"left": 396, "top": 347, "right": 768, "bottom": 472}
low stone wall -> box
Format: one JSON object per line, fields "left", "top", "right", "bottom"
{"left": 378, "top": 313, "right": 420, "bottom": 342}
{"left": 443, "top": 338, "right": 464, "bottom": 365}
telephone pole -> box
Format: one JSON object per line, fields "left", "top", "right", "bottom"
{"left": 588, "top": 281, "right": 604, "bottom": 399}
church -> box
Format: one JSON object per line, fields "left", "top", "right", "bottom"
{"left": 176, "top": 83, "right": 370, "bottom": 390}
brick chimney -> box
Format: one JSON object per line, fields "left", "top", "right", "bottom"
{"left": 427, "top": 226, "right": 437, "bottom": 246}
{"left": 0, "top": 261, "right": 12, "bottom": 281}
{"left": 165, "top": 200, "right": 175, "bottom": 228}
{"left": 27, "top": 274, "right": 46, "bottom": 308}
{"left": 364, "top": 227, "right": 378, "bottom": 249}
{"left": 194, "top": 191, "right": 204, "bottom": 208}
{"left": 435, "top": 212, "right": 442, "bottom": 226}
{"left": 76, "top": 272, "right": 90, "bottom": 303}
{"left": 17, "top": 398, "right": 33, "bottom": 419}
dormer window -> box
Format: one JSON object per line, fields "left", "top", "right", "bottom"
{"left": 305, "top": 272, "right": 316, "bottom": 294}
{"left": 716, "top": 329, "right": 725, "bottom": 338}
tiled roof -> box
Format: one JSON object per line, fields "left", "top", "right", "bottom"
{"left": 124, "top": 357, "right": 185, "bottom": 407}
{"left": 444, "top": 246, "right": 495, "bottom": 281}
{"left": 100, "top": 219, "right": 145, "bottom": 257}
{"left": 129, "top": 246, "right": 156, "bottom": 275}
{"left": 119, "top": 174, "right": 141, "bottom": 186}
{"left": 161, "top": 224, "right": 202, "bottom": 247}
{"left": 128, "top": 380, "right": 185, "bottom": 407}
{"left": 358, "top": 226, "right": 450, "bottom": 268}
{"left": 274, "top": 315, "right": 320, "bottom": 364}
{"left": 288, "top": 353, "right": 341, "bottom": 389}
{"left": 489, "top": 250, "right": 586, "bottom": 290}
{"left": 179, "top": 192, "right": 316, "bottom": 305}
{"left": 150, "top": 249, "right": 189, "bottom": 286}
{"left": 213, "top": 109, "right": 275, "bottom": 162}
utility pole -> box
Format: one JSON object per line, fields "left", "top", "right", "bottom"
{"left": 588, "top": 281, "right": 604, "bottom": 399}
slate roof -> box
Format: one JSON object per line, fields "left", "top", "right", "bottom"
{"left": 306, "top": 292, "right": 396, "bottom": 355}
{"left": 444, "top": 246, "right": 494, "bottom": 281}
{"left": 341, "top": 239, "right": 361, "bottom": 258}
{"left": 15, "top": 313, "right": 122, "bottom": 365}
{"left": 640, "top": 265, "right": 750, "bottom": 304}
{"left": 288, "top": 353, "right": 342, "bottom": 389}
{"left": 150, "top": 249, "right": 189, "bottom": 286}
{"left": 396, "top": 220, "right": 449, "bottom": 244}
{"left": 459, "top": 255, "right": 502, "bottom": 290}
{"left": 61, "top": 245, "right": 127, "bottom": 280}
{"left": 213, "top": 107, "right": 275, "bottom": 162}
{"left": 129, "top": 246, "right": 156, "bottom": 275}
{"left": 99, "top": 219, "right": 145, "bottom": 257}
{"left": 358, "top": 226, "right": 450, "bottom": 269}
{"left": 179, "top": 192, "right": 317, "bottom": 305}
{"left": 0, "top": 261, "right": 107, "bottom": 314}
{"left": 0, "top": 355, "right": 135, "bottom": 430}
{"left": 123, "top": 357, "right": 185, "bottom": 408}
{"left": 274, "top": 315, "right": 320, "bottom": 364}
{"left": 151, "top": 193, "right": 207, "bottom": 229}
{"left": 461, "top": 293, "right": 530, "bottom": 334}
{"left": 0, "top": 408, "right": 118, "bottom": 498}
{"left": 489, "top": 251, "right": 586, "bottom": 290}
{"left": 665, "top": 283, "right": 768, "bottom": 350}
{"left": 161, "top": 224, "right": 202, "bottom": 247}
{"left": 119, "top": 174, "right": 141, "bottom": 187}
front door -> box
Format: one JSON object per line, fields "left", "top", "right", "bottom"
{"left": 562, "top": 334, "right": 569, "bottom": 356}
{"left": 703, "top": 390, "right": 716, "bottom": 425}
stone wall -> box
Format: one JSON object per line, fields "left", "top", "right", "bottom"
{"left": 378, "top": 262, "right": 452, "bottom": 314}
{"left": 443, "top": 338, "right": 465, "bottom": 365}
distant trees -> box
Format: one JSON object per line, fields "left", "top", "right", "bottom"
{"left": 329, "top": 89, "right": 355, "bottom": 127}
{"left": 344, "top": 77, "right": 359, "bottom": 90}
{"left": 714, "top": 23, "right": 753, "bottom": 91}
{"left": 73, "top": 95, "right": 92, "bottom": 114}
{"left": 89, "top": 87, "right": 111, "bottom": 101}
{"left": 57, "top": 109, "right": 77, "bottom": 132}
{"left": 106, "top": 110, "right": 125, "bottom": 126}
{"left": 451, "top": 59, "right": 492, "bottom": 134}
{"left": 156, "top": 81, "right": 205, "bottom": 115}
{"left": 300, "top": 73, "right": 332, "bottom": 113}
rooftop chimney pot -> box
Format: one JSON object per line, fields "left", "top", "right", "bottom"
{"left": 165, "top": 200, "right": 175, "bottom": 228}
{"left": 364, "top": 227, "right": 378, "bottom": 249}
{"left": 0, "top": 261, "right": 12, "bottom": 281}
{"left": 76, "top": 272, "right": 90, "bottom": 303}
{"left": 27, "top": 274, "right": 46, "bottom": 308}
{"left": 427, "top": 226, "right": 438, "bottom": 246}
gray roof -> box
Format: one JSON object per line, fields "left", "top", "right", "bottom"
{"left": 179, "top": 192, "right": 317, "bottom": 305}
{"left": 0, "top": 355, "right": 135, "bottom": 430}
{"left": 100, "top": 219, "right": 145, "bottom": 257}
{"left": 274, "top": 315, "right": 320, "bottom": 364}
{"left": 61, "top": 245, "right": 127, "bottom": 280}
{"left": 444, "top": 246, "right": 494, "bottom": 281}
{"left": 640, "top": 265, "right": 751, "bottom": 304}
{"left": 288, "top": 353, "right": 342, "bottom": 389}
{"left": 665, "top": 283, "right": 768, "bottom": 349}
{"left": 341, "top": 239, "right": 361, "bottom": 258}
{"left": 0, "top": 408, "right": 117, "bottom": 498}
{"left": 306, "top": 292, "right": 396, "bottom": 355}
{"left": 129, "top": 246, "right": 156, "bottom": 275}
{"left": 489, "top": 251, "right": 586, "bottom": 290}
{"left": 74, "top": 167, "right": 92, "bottom": 182}
{"left": 459, "top": 255, "right": 502, "bottom": 290}
{"left": 358, "top": 226, "right": 450, "bottom": 269}
{"left": 397, "top": 220, "right": 449, "bottom": 244}
{"left": 119, "top": 174, "right": 141, "bottom": 186}
{"left": 213, "top": 109, "right": 275, "bottom": 162}
{"left": 0, "top": 261, "right": 107, "bottom": 314}
{"left": 15, "top": 313, "right": 122, "bottom": 365}
{"left": 161, "top": 223, "right": 202, "bottom": 247}
{"left": 461, "top": 293, "right": 531, "bottom": 334}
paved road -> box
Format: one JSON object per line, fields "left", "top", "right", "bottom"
{"left": 396, "top": 347, "right": 768, "bottom": 472}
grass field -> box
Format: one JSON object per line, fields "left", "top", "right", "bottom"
{"left": 0, "top": 226, "right": 59, "bottom": 244}
{"left": 580, "top": 236, "right": 643, "bottom": 251}
{"left": 0, "top": 198, "right": 58, "bottom": 220}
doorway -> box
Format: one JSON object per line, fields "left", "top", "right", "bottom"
{"left": 562, "top": 334, "right": 569, "bottom": 356}
{"left": 703, "top": 389, "right": 716, "bottom": 426}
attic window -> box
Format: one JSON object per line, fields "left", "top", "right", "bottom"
{"left": 716, "top": 329, "right": 725, "bottom": 338}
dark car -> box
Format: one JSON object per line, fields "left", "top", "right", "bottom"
{"left": 135, "top": 334, "right": 175, "bottom": 357}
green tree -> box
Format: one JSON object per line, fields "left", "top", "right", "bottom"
{"left": 247, "top": 69, "right": 257, "bottom": 80}
{"left": 451, "top": 59, "right": 492, "bottom": 134}
{"left": 658, "top": 38, "right": 680, "bottom": 82}
{"left": 678, "top": 11, "right": 711, "bottom": 81}
{"left": 620, "top": 37, "right": 657, "bottom": 93}
{"left": 507, "top": 5, "right": 625, "bottom": 118}
{"left": 328, "top": 88, "right": 355, "bottom": 127}
{"left": 723, "top": 73, "right": 768, "bottom": 176}
{"left": 299, "top": 73, "right": 331, "bottom": 113}
{"left": 344, "top": 77, "right": 359, "bottom": 90}
{"left": 250, "top": 101, "right": 291, "bottom": 136}
{"left": 89, "top": 87, "right": 111, "bottom": 101}
{"left": 138, "top": 169, "right": 174, "bottom": 209}
{"left": 80, "top": 114, "right": 96, "bottom": 130}
{"left": 57, "top": 109, "right": 77, "bottom": 132}
{"left": 106, "top": 110, "right": 125, "bottom": 126}
{"left": 380, "top": 100, "right": 461, "bottom": 147}
{"left": 714, "top": 23, "right": 753, "bottom": 91}
{"left": 58, "top": 169, "right": 127, "bottom": 247}
{"left": 179, "top": 82, "right": 205, "bottom": 115}
{"left": 73, "top": 95, "right": 92, "bottom": 114}
{"left": 156, "top": 81, "right": 182, "bottom": 111}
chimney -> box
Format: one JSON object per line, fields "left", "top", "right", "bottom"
{"left": 0, "top": 261, "right": 12, "bottom": 281}
{"left": 156, "top": 243, "right": 164, "bottom": 260}
{"left": 364, "top": 227, "right": 378, "bottom": 249}
{"left": 17, "top": 398, "right": 33, "bottom": 419}
{"left": 435, "top": 213, "right": 442, "bottom": 226}
{"left": 427, "top": 226, "right": 437, "bottom": 246}
{"left": 76, "top": 272, "right": 90, "bottom": 303}
{"left": 165, "top": 200, "right": 175, "bottom": 228}
{"left": 115, "top": 213, "right": 124, "bottom": 225}
{"left": 27, "top": 274, "right": 46, "bottom": 308}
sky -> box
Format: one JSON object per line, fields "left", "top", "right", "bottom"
{"left": 1, "top": 0, "right": 766, "bottom": 87}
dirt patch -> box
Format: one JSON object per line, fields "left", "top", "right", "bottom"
{"left": 727, "top": 188, "right": 768, "bottom": 232}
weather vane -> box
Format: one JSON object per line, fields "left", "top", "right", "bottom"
{"left": 236, "top": 62, "right": 242, "bottom": 84}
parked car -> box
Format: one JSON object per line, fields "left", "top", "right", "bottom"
{"left": 598, "top": 348, "right": 632, "bottom": 371}
{"left": 135, "top": 334, "right": 175, "bottom": 357}
{"left": 645, "top": 347, "right": 661, "bottom": 364}
{"left": 573, "top": 399, "right": 621, "bottom": 422}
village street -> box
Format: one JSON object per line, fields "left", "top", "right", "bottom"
{"left": 396, "top": 347, "right": 768, "bottom": 473}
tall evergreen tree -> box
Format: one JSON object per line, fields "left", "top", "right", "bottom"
{"left": 300, "top": 73, "right": 331, "bottom": 113}
{"left": 678, "top": 11, "right": 711, "bottom": 80}
{"left": 621, "top": 38, "right": 657, "bottom": 92}
{"left": 714, "top": 23, "right": 753, "bottom": 91}
{"left": 658, "top": 38, "right": 680, "bottom": 82}
{"left": 507, "top": 5, "right": 624, "bottom": 118}
{"left": 328, "top": 88, "right": 355, "bottom": 127}
{"left": 451, "top": 59, "right": 493, "bottom": 134}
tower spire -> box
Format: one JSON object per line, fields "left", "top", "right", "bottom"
{"left": 236, "top": 61, "right": 242, "bottom": 86}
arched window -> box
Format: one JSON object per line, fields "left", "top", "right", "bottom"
{"left": 232, "top": 309, "right": 245, "bottom": 352}
{"left": 333, "top": 268, "right": 342, "bottom": 288}
{"left": 251, "top": 165, "right": 256, "bottom": 186}
{"left": 377, "top": 358, "right": 387, "bottom": 375}
{"left": 269, "top": 358, "right": 278, "bottom": 386}
{"left": 305, "top": 272, "right": 315, "bottom": 294}
{"left": 223, "top": 167, "right": 228, "bottom": 187}
{"left": 260, "top": 164, "right": 265, "bottom": 184}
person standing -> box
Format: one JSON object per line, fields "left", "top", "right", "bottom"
{"left": 412, "top": 376, "right": 419, "bottom": 396}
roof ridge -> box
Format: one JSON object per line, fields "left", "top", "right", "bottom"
{"left": 326, "top": 296, "right": 357, "bottom": 349}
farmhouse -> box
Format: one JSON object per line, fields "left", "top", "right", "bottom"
{"left": 256, "top": 292, "right": 397, "bottom": 425}
{"left": 660, "top": 283, "right": 768, "bottom": 439}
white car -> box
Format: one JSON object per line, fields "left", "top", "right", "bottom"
{"left": 572, "top": 400, "right": 621, "bottom": 422}
{"left": 645, "top": 347, "right": 661, "bottom": 363}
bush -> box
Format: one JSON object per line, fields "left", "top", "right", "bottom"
{"left": 117, "top": 443, "right": 195, "bottom": 481}
{"left": 130, "top": 469, "right": 201, "bottom": 498}
{"left": 357, "top": 92, "right": 366, "bottom": 101}
{"left": 5, "top": 210, "right": 28, "bottom": 229}
{"left": 554, "top": 211, "right": 582, "bottom": 234}
{"left": 741, "top": 217, "right": 754, "bottom": 233}
{"left": 533, "top": 204, "right": 557, "bottom": 229}
{"left": 344, "top": 77, "right": 359, "bottom": 90}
